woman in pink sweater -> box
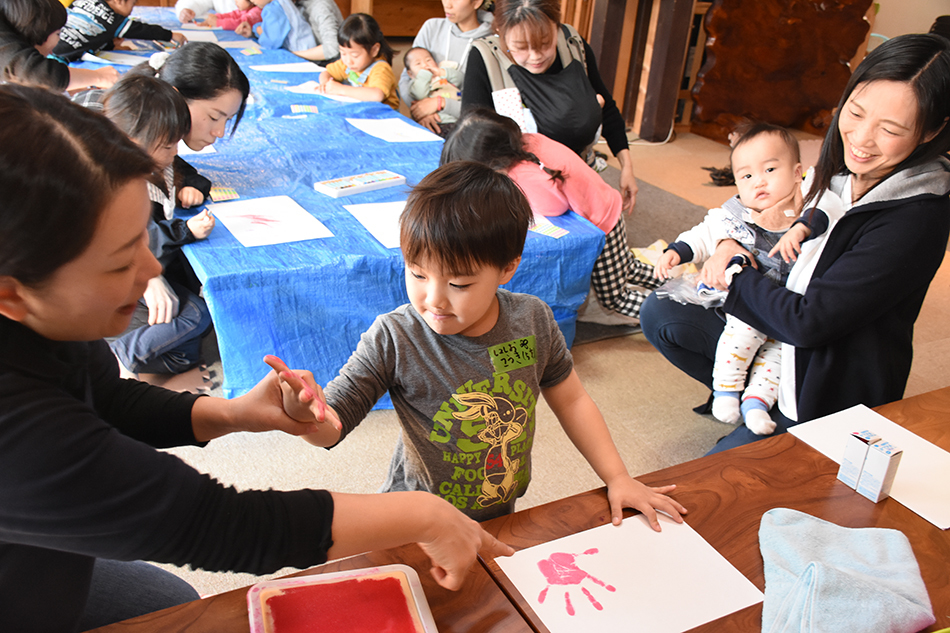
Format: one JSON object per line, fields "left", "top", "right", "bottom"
{"left": 442, "top": 107, "right": 658, "bottom": 319}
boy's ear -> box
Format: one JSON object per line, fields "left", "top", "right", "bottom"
{"left": 370, "top": 43, "right": 381, "bottom": 59}
{"left": 499, "top": 257, "right": 521, "bottom": 285}
{"left": 794, "top": 162, "right": 803, "bottom": 181}
{"left": 0, "top": 277, "right": 30, "bottom": 323}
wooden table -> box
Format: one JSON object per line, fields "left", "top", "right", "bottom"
{"left": 90, "top": 386, "right": 950, "bottom": 632}
{"left": 479, "top": 386, "right": 950, "bottom": 632}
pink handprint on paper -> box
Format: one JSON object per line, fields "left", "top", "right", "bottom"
{"left": 536, "top": 548, "right": 616, "bottom": 616}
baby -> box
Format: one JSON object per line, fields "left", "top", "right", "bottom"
{"left": 655, "top": 123, "right": 827, "bottom": 434}
{"left": 405, "top": 46, "right": 462, "bottom": 128}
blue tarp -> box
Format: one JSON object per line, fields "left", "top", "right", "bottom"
{"left": 92, "top": 9, "right": 604, "bottom": 402}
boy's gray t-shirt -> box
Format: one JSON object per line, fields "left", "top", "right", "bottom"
{"left": 324, "top": 289, "right": 574, "bottom": 521}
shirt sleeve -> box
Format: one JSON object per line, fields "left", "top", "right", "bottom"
{"left": 324, "top": 58, "right": 347, "bottom": 82}
{"left": 0, "top": 342, "right": 335, "bottom": 575}
{"left": 581, "top": 40, "right": 628, "bottom": 157}
{"left": 309, "top": 0, "right": 341, "bottom": 58}
{"left": 257, "top": 4, "right": 291, "bottom": 49}
{"left": 174, "top": 156, "right": 212, "bottom": 201}
{"left": 460, "top": 46, "right": 494, "bottom": 112}
{"left": 122, "top": 19, "right": 174, "bottom": 42}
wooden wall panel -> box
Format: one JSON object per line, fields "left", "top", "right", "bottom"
{"left": 690, "top": 0, "right": 872, "bottom": 142}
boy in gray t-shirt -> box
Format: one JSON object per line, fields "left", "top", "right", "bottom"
{"left": 275, "top": 162, "right": 686, "bottom": 528}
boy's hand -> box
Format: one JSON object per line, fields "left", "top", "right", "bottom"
{"left": 654, "top": 250, "right": 680, "bottom": 280}
{"left": 92, "top": 66, "right": 120, "bottom": 89}
{"left": 263, "top": 355, "right": 341, "bottom": 431}
{"left": 605, "top": 475, "right": 686, "bottom": 532}
{"left": 318, "top": 77, "right": 341, "bottom": 95}
{"left": 178, "top": 186, "right": 204, "bottom": 209}
{"left": 235, "top": 21, "right": 252, "bottom": 38}
{"left": 187, "top": 209, "right": 215, "bottom": 239}
{"left": 179, "top": 8, "right": 196, "bottom": 23}
{"left": 768, "top": 223, "right": 811, "bottom": 263}
{"left": 171, "top": 32, "right": 188, "bottom": 48}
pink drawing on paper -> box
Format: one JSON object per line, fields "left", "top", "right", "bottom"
{"left": 536, "top": 549, "right": 616, "bottom": 616}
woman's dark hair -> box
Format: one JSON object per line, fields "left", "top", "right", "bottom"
{"left": 337, "top": 13, "right": 395, "bottom": 65}
{"left": 806, "top": 33, "right": 950, "bottom": 206}
{"left": 103, "top": 74, "right": 191, "bottom": 152}
{"left": 0, "top": 0, "right": 67, "bottom": 46}
{"left": 0, "top": 84, "right": 154, "bottom": 286}
{"left": 134, "top": 42, "right": 250, "bottom": 137}
{"left": 401, "top": 161, "right": 532, "bottom": 274}
{"left": 441, "top": 107, "right": 563, "bottom": 182}
{"left": 492, "top": 0, "right": 560, "bottom": 50}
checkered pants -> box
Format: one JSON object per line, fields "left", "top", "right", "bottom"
{"left": 590, "top": 215, "right": 660, "bottom": 319}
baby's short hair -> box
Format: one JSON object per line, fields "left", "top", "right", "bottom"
{"left": 731, "top": 121, "right": 801, "bottom": 165}
{"left": 400, "top": 161, "right": 532, "bottom": 274}
{"left": 403, "top": 46, "right": 431, "bottom": 69}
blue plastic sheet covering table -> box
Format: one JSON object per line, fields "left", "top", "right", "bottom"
{"left": 92, "top": 9, "right": 605, "bottom": 402}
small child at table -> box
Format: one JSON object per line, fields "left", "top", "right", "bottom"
{"left": 52, "top": 0, "right": 187, "bottom": 62}
{"left": 404, "top": 46, "right": 462, "bottom": 136}
{"left": 317, "top": 13, "right": 398, "bottom": 110}
{"left": 654, "top": 123, "right": 827, "bottom": 435}
{"left": 102, "top": 74, "right": 215, "bottom": 383}
{"left": 196, "top": 0, "right": 261, "bottom": 31}
{"left": 273, "top": 161, "right": 687, "bottom": 530}
{"left": 240, "top": 0, "right": 315, "bottom": 54}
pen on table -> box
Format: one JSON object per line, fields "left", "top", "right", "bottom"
{"left": 263, "top": 355, "right": 338, "bottom": 430}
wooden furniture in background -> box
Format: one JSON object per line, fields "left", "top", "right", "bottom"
{"left": 690, "top": 0, "right": 873, "bottom": 143}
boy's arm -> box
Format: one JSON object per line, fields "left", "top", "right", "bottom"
{"left": 121, "top": 19, "right": 176, "bottom": 42}
{"left": 542, "top": 370, "right": 687, "bottom": 531}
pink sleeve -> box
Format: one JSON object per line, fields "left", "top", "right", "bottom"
{"left": 216, "top": 6, "right": 263, "bottom": 30}
{"left": 523, "top": 134, "right": 621, "bottom": 234}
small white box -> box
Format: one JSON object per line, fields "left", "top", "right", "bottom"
{"left": 856, "top": 440, "right": 902, "bottom": 503}
{"left": 313, "top": 170, "right": 406, "bottom": 198}
{"left": 837, "top": 430, "right": 880, "bottom": 489}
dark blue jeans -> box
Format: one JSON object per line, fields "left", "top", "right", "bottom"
{"left": 78, "top": 559, "right": 199, "bottom": 631}
{"left": 640, "top": 293, "right": 796, "bottom": 455}
{"left": 109, "top": 280, "right": 212, "bottom": 374}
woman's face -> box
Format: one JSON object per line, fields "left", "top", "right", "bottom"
{"left": 442, "top": 0, "right": 481, "bottom": 28}
{"left": 504, "top": 21, "right": 558, "bottom": 74}
{"left": 184, "top": 88, "right": 244, "bottom": 151}
{"left": 838, "top": 80, "right": 922, "bottom": 192}
{"left": 14, "top": 179, "right": 162, "bottom": 341}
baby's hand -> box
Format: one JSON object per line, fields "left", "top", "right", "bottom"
{"left": 178, "top": 186, "right": 204, "bottom": 209}
{"left": 605, "top": 475, "right": 687, "bottom": 531}
{"left": 769, "top": 223, "right": 812, "bottom": 263}
{"left": 263, "top": 355, "right": 341, "bottom": 431}
{"left": 654, "top": 250, "right": 680, "bottom": 280}
{"left": 187, "top": 209, "right": 215, "bottom": 239}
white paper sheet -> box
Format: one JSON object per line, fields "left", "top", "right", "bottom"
{"left": 81, "top": 51, "right": 147, "bottom": 66}
{"left": 250, "top": 62, "right": 323, "bottom": 73}
{"left": 176, "top": 22, "right": 222, "bottom": 30}
{"left": 789, "top": 404, "right": 950, "bottom": 529}
{"left": 495, "top": 515, "right": 763, "bottom": 633}
{"left": 173, "top": 29, "right": 218, "bottom": 42}
{"left": 177, "top": 140, "right": 216, "bottom": 156}
{"left": 345, "top": 118, "right": 443, "bottom": 143}
{"left": 343, "top": 201, "right": 406, "bottom": 249}
{"left": 208, "top": 195, "right": 332, "bottom": 247}
{"left": 217, "top": 39, "right": 255, "bottom": 49}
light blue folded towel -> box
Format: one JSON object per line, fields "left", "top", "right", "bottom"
{"left": 759, "top": 508, "right": 935, "bottom": 633}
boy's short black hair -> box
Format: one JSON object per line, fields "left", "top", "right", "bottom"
{"left": 730, "top": 121, "right": 801, "bottom": 165}
{"left": 400, "top": 161, "right": 532, "bottom": 275}
{"left": 0, "top": 0, "right": 67, "bottom": 46}
{"left": 103, "top": 74, "right": 191, "bottom": 151}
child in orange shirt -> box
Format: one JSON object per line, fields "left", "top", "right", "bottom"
{"left": 317, "top": 13, "right": 398, "bottom": 110}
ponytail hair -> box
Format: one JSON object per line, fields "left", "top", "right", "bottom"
{"left": 805, "top": 33, "right": 950, "bottom": 207}
{"left": 338, "top": 13, "right": 395, "bottom": 65}
{"left": 441, "top": 107, "right": 563, "bottom": 183}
